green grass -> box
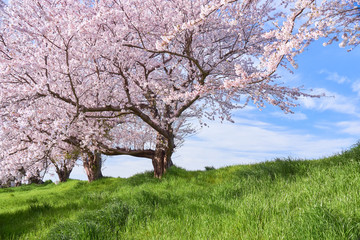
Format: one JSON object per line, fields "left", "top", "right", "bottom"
{"left": 2, "top": 144, "right": 360, "bottom": 239}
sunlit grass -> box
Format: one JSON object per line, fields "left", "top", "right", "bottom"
{"left": 1, "top": 144, "right": 360, "bottom": 239}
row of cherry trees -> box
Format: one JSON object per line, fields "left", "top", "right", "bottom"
{"left": 0, "top": 0, "right": 358, "bottom": 185}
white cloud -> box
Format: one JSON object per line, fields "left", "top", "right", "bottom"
{"left": 174, "top": 119, "right": 355, "bottom": 171}
{"left": 352, "top": 80, "right": 360, "bottom": 96}
{"left": 271, "top": 111, "right": 307, "bottom": 120}
{"left": 299, "top": 88, "right": 359, "bottom": 116}
{"left": 319, "top": 69, "right": 350, "bottom": 84}
{"left": 276, "top": 68, "right": 302, "bottom": 86}
{"left": 337, "top": 121, "right": 360, "bottom": 135}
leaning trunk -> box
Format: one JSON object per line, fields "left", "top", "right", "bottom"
{"left": 152, "top": 135, "right": 174, "bottom": 178}
{"left": 83, "top": 151, "right": 103, "bottom": 182}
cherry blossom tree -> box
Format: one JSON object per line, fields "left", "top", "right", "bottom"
{"left": 0, "top": 0, "right": 316, "bottom": 179}
{"left": 309, "top": 0, "right": 360, "bottom": 50}
{"left": 0, "top": 0, "right": 199, "bottom": 179}
{"left": 0, "top": 0, "right": 358, "bottom": 181}
{"left": 0, "top": 112, "right": 50, "bottom": 185}
{"left": 146, "top": 0, "right": 360, "bottom": 175}
{"left": 47, "top": 145, "right": 80, "bottom": 183}
{"left": 0, "top": 0, "right": 160, "bottom": 181}
{"left": 0, "top": 90, "right": 157, "bottom": 182}
{"left": 78, "top": 0, "right": 318, "bottom": 177}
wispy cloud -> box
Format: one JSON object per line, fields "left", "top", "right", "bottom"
{"left": 319, "top": 69, "right": 350, "bottom": 84}
{"left": 271, "top": 111, "right": 307, "bottom": 120}
{"left": 336, "top": 121, "right": 360, "bottom": 135}
{"left": 300, "top": 88, "right": 359, "bottom": 116}
{"left": 351, "top": 80, "right": 360, "bottom": 96}
{"left": 174, "top": 119, "right": 355, "bottom": 170}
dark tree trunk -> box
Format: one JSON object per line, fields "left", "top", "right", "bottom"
{"left": 24, "top": 167, "right": 43, "bottom": 184}
{"left": 83, "top": 151, "right": 103, "bottom": 182}
{"left": 51, "top": 159, "right": 74, "bottom": 183}
{"left": 28, "top": 175, "right": 43, "bottom": 184}
{"left": 56, "top": 168, "right": 72, "bottom": 182}
{"left": 152, "top": 135, "right": 174, "bottom": 178}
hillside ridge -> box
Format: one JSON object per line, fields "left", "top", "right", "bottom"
{"left": 1, "top": 145, "right": 360, "bottom": 239}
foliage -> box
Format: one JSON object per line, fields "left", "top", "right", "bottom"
{"left": 205, "top": 166, "right": 216, "bottom": 171}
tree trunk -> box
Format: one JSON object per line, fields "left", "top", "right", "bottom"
{"left": 28, "top": 175, "right": 43, "bottom": 184}
{"left": 51, "top": 157, "right": 76, "bottom": 183}
{"left": 152, "top": 135, "right": 174, "bottom": 178}
{"left": 83, "top": 151, "right": 103, "bottom": 182}
{"left": 56, "top": 168, "right": 72, "bottom": 182}
{"left": 25, "top": 168, "right": 43, "bottom": 184}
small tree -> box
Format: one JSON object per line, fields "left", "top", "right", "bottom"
{"left": 47, "top": 146, "right": 80, "bottom": 182}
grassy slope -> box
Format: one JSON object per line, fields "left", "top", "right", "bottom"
{"left": 1, "top": 146, "right": 360, "bottom": 239}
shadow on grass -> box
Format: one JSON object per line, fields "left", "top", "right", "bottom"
{"left": 45, "top": 200, "right": 133, "bottom": 240}
{"left": 134, "top": 188, "right": 235, "bottom": 220}
{"left": 125, "top": 170, "right": 161, "bottom": 187}
{"left": 235, "top": 158, "right": 310, "bottom": 181}
{"left": 135, "top": 190, "right": 182, "bottom": 207}
{"left": 292, "top": 205, "right": 360, "bottom": 239}
{"left": 0, "top": 181, "right": 53, "bottom": 193}
{"left": 126, "top": 166, "right": 206, "bottom": 187}
{"left": 0, "top": 202, "right": 80, "bottom": 239}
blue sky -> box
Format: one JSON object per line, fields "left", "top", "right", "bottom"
{"left": 64, "top": 39, "right": 360, "bottom": 180}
